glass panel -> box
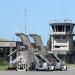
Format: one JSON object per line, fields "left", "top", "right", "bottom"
{"left": 56, "top": 26, "right": 58, "bottom": 31}
{"left": 55, "top": 25, "right": 64, "bottom": 32}
{"left": 58, "top": 26, "right": 62, "bottom": 32}
{"left": 66, "top": 26, "right": 70, "bottom": 32}
{"left": 62, "top": 26, "right": 64, "bottom": 32}
{"left": 63, "top": 36, "right": 66, "bottom": 39}
{"left": 55, "top": 46, "right": 60, "bottom": 48}
{"left": 55, "top": 36, "right": 60, "bottom": 39}
{"left": 52, "top": 25, "right": 54, "bottom": 31}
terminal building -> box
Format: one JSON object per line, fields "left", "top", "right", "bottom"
{"left": 50, "top": 21, "right": 75, "bottom": 63}
{"left": 0, "top": 41, "right": 22, "bottom": 64}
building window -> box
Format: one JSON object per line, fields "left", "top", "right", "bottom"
{"left": 52, "top": 26, "right": 55, "bottom": 31}
{"left": 55, "top": 25, "right": 64, "bottom": 32}
{"left": 55, "top": 36, "right": 60, "bottom": 39}
{"left": 63, "top": 36, "right": 66, "bottom": 39}
{"left": 66, "top": 26, "right": 70, "bottom": 32}
{"left": 56, "top": 26, "right": 58, "bottom": 32}
{"left": 58, "top": 26, "right": 62, "bottom": 32}
{"left": 62, "top": 26, "right": 65, "bottom": 32}
{"left": 55, "top": 46, "right": 60, "bottom": 48}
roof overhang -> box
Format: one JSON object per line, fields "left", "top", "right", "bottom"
{"left": 0, "top": 41, "right": 16, "bottom": 47}
{"left": 50, "top": 23, "right": 75, "bottom": 26}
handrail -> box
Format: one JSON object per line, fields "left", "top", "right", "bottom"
{"left": 10, "top": 55, "right": 24, "bottom": 64}
{"left": 8, "top": 49, "right": 18, "bottom": 56}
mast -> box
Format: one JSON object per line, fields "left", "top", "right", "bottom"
{"left": 25, "top": 9, "right": 27, "bottom": 34}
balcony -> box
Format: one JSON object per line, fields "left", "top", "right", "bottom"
{"left": 51, "top": 31, "right": 75, "bottom": 36}
{"left": 52, "top": 32, "right": 66, "bottom": 35}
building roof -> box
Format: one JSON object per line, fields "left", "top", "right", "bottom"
{"left": 0, "top": 41, "right": 21, "bottom": 48}
{"left": 50, "top": 23, "right": 75, "bottom": 26}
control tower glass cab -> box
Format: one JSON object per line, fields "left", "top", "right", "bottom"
{"left": 50, "top": 22, "right": 75, "bottom": 54}
{"left": 50, "top": 23, "right": 75, "bottom": 33}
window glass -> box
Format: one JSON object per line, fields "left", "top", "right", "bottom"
{"left": 55, "top": 46, "right": 60, "bottom": 48}
{"left": 55, "top": 25, "right": 64, "bottom": 32}
{"left": 66, "top": 26, "right": 70, "bottom": 32}
{"left": 63, "top": 36, "right": 66, "bottom": 39}
{"left": 58, "top": 26, "right": 62, "bottom": 32}
{"left": 56, "top": 26, "right": 58, "bottom": 31}
{"left": 52, "top": 26, "right": 54, "bottom": 31}
{"left": 62, "top": 26, "right": 64, "bottom": 31}
{"left": 55, "top": 36, "right": 60, "bottom": 39}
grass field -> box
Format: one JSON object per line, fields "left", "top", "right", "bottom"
{"left": 66, "top": 64, "right": 75, "bottom": 67}
{"left": 0, "top": 65, "right": 8, "bottom": 70}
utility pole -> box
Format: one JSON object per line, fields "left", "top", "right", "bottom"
{"left": 25, "top": 9, "right": 27, "bottom": 34}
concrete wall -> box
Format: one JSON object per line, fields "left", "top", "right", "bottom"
{"left": 51, "top": 35, "right": 73, "bottom": 52}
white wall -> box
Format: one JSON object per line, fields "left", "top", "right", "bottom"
{"left": 51, "top": 36, "right": 71, "bottom": 51}
{"left": 53, "top": 32, "right": 66, "bottom": 35}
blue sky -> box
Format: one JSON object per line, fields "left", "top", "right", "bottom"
{"left": 0, "top": 0, "right": 75, "bottom": 45}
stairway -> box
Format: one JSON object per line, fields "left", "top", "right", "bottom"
{"left": 29, "top": 34, "right": 46, "bottom": 55}
{"left": 35, "top": 53, "right": 51, "bottom": 65}
{"left": 15, "top": 33, "right": 34, "bottom": 71}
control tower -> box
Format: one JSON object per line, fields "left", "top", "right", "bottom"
{"left": 50, "top": 21, "right": 75, "bottom": 55}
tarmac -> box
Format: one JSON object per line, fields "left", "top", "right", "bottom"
{"left": 0, "top": 67, "right": 75, "bottom": 75}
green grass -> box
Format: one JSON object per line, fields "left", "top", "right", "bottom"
{"left": 66, "top": 64, "right": 75, "bottom": 67}
{"left": 0, "top": 57, "right": 9, "bottom": 70}
{"left": 0, "top": 65, "right": 8, "bottom": 70}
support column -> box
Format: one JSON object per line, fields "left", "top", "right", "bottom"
{"left": 51, "top": 36, "right": 53, "bottom": 51}
{"left": 64, "top": 25, "right": 66, "bottom": 32}
{"left": 9, "top": 47, "right": 13, "bottom": 67}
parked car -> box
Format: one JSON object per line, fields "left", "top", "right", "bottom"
{"left": 35, "top": 61, "right": 54, "bottom": 71}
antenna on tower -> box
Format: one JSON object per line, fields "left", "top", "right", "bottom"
{"left": 25, "top": 9, "right": 27, "bottom": 34}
